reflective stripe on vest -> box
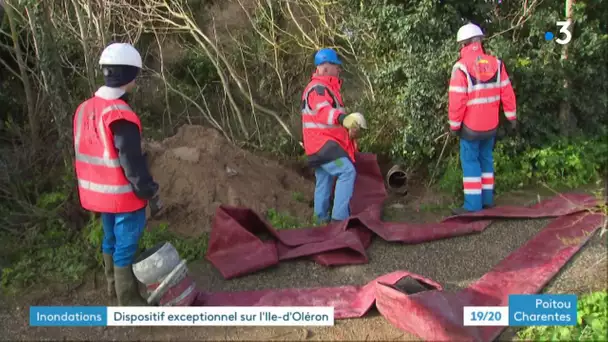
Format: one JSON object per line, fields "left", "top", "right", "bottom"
{"left": 78, "top": 179, "right": 133, "bottom": 194}
{"left": 301, "top": 83, "right": 344, "bottom": 128}
{"left": 449, "top": 60, "right": 508, "bottom": 105}
{"left": 74, "top": 102, "right": 136, "bottom": 194}
{"left": 303, "top": 122, "right": 341, "bottom": 129}
{"left": 448, "top": 59, "right": 507, "bottom": 129}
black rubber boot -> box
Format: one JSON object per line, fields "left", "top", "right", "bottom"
{"left": 114, "top": 266, "right": 147, "bottom": 306}
{"left": 102, "top": 253, "right": 116, "bottom": 298}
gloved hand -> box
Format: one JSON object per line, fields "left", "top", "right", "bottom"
{"left": 342, "top": 112, "right": 368, "bottom": 130}
{"left": 149, "top": 194, "right": 163, "bottom": 218}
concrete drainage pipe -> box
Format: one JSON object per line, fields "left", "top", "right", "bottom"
{"left": 386, "top": 165, "right": 408, "bottom": 195}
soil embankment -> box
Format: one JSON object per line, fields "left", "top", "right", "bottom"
{"left": 145, "top": 125, "right": 313, "bottom": 236}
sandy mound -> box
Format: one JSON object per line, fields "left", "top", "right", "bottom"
{"left": 144, "top": 125, "right": 314, "bottom": 237}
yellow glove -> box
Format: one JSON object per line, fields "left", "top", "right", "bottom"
{"left": 342, "top": 112, "right": 368, "bottom": 129}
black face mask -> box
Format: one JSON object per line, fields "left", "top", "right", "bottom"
{"left": 101, "top": 65, "right": 140, "bottom": 87}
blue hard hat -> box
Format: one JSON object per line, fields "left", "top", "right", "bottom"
{"left": 314, "top": 48, "right": 342, "bottom": 66}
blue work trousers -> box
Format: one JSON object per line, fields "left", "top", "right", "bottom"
{"left": 101, "top": 208, "right": 147, "bottom": 267}
{"left": 460, "top": 137, "right": 495, "bottom": 212}
{"left": 314, "top": 157, "right": 357, "bottom": 222}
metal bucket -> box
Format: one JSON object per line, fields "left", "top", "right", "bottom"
{"left": 133, "top": 242, "right": 198, "bottom": 306}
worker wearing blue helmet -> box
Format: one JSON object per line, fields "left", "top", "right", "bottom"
{"left": 300, "top": 48, "right": 368, "bottom": 223}
{"left": 314, "top": 48, "right": 342, "bottom": 66}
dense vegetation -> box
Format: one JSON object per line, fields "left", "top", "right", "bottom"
{"left": 0, "top": 0, "right": 606, "bottom": 295}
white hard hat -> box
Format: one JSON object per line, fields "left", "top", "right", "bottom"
{"left": 456, "top": 23, "right": 484, "bottom": 43}
{"left": 99, "top": 43, "right": 142, "bottom": 68}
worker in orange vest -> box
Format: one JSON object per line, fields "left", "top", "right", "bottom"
{"left": 72, "top": 43, "right": 162, "bottom": 305}
{"left": 301, "top": 48, "right": 368, "bottom": 223}
{"left": 448, "top": 23, "right": 517, "bottom": 214}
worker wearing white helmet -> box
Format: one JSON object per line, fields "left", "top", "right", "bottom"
{"left": 448, "top": 23, "right": 518, "bottom": 214}
{"left": 72, "top": 42, "right": 162, "bottom": 305}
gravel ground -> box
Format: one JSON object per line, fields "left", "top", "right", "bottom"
{"left": 191, "top": 218, "right": 550, "bottom": 294}
{"left": 1, "top": 203, "right": 605, "bottom": 341}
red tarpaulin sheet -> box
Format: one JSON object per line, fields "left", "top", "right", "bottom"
{"left": 196, "top": 153, "right": 604, "bottom": 341}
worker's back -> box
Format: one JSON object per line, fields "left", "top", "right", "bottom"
{"left": 449, "top": 42, "right": 517, "bottom": 138}
{"left": 73, "top": 95, "right": 146, "bottom": 213}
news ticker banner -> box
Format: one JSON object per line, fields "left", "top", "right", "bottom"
{"left": 464, "top": 294, "right": 577, "bottom": 326}
{"left": 30, "top": 306, "right": 334, "bottom": 327}
{"left": 29, "top": 294, "right": 576, "bottom": 327}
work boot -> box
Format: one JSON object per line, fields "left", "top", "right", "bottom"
{"left": 114, "top": 266, "right": 148, "bottom": 306}
{"left": 102, "top": 253, "right": 116, "bottom": 298}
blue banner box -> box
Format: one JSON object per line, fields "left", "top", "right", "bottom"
{"left": 508, "top": 294, "right": 577, "bottom": 326}
{"left": 30, "top": 306, "right": 107, "bottom": 326}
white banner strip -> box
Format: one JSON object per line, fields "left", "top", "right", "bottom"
{"left": 463, "top": 306, "right": 509, "bottom": 326}
{"left": 106, "top": 306, "right": 334, "bottom": 326}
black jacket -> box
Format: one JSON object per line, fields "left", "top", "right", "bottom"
{"left": 108, "top": 95, "right": 159, "bottom": 200}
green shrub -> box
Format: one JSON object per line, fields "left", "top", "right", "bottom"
{"left": 139, "top": 223, "right": 208, "bottom": 262}
{"left": 342, "top": 0, "right": 608, "bottom": 170}
{"left": 438, "top": 136, "right": 608, "bottom": 197}
{"left": 1, "top": 215, "right": 100, "bottom": 292}
{"left": 266, "top": 208, "right": 317, "bottom": 230}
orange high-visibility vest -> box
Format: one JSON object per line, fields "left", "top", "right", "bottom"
{"left": 301, "top": 76, "right": 356, "bottom": 162}
{"left": 448, "top": 43, "right": 517, "bottom": 132}
{"left": 73, "top": 96, "right": 147, "bottom": 213}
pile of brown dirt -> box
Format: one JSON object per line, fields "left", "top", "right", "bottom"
{"left": 144, "top": 125, "right": 314, "bottom": 237}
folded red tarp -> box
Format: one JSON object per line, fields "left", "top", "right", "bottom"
{"left": 198, "top": 271, "right": 443, "bottom": 319}
{"left": 206, "top": 153, "right": 598, "bottom": 279}
{"left": 198, "top": 153, "right": 604, "bottom": 341}
{"left": 376, "top": 210, "right": 603, "bottom": 341}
